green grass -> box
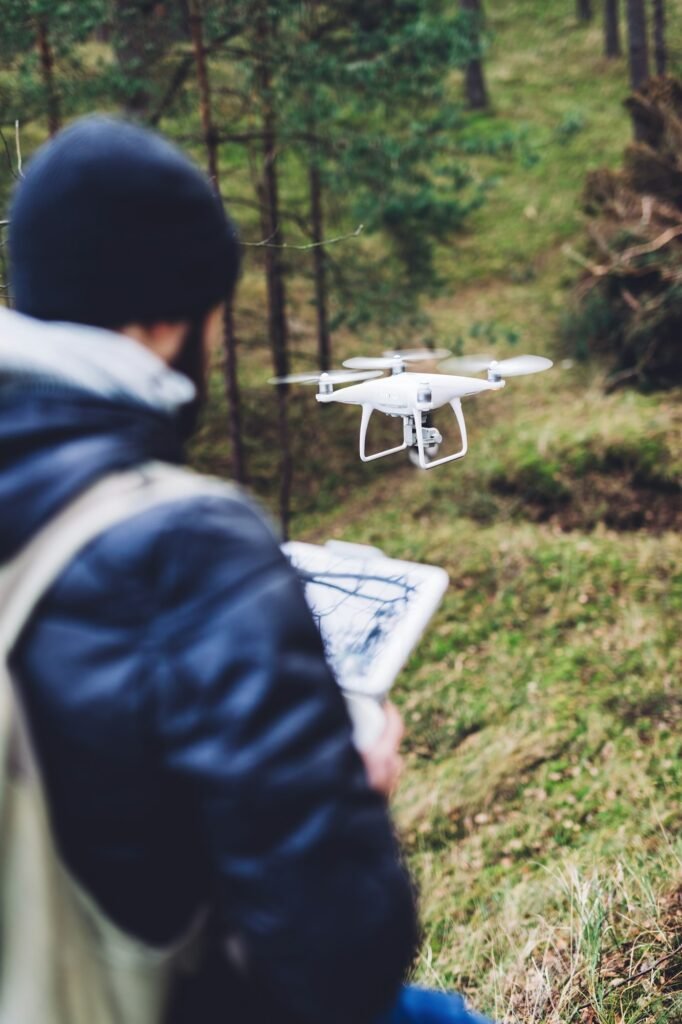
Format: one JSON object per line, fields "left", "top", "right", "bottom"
{"left": 193, "top": 4, "right": 682, "bottom": 1018}
{"left": 4, "top": 2, "right": 682, "bottom": 1019}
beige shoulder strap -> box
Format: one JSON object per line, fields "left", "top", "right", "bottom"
{"left": 0, "top": 461, "right": 235, "bottom": 1024}
{"left": 0, "top": 460, "right": 234, "bottom": 660}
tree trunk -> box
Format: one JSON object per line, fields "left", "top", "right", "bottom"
{"left": 223, "top": 303, "right": 247, "bottom": 483}
{"left": 626, "top": 0, "right": 650, "bottom": 93}
{"left": 604, "top": 0, "right": 621, "bottom": 57}
{"left": 309, "top": 160, "right": 331, "bottom": 371}
{"left": 188, "top": 0, "right": 219, "bottom": 185}
{"left": 256, "top": 9, "right": 292, "bottom": 538}
{"left": 652, "top": 0, "right": 666, "bottom": 76}
{"left": 188, "top": 0, "right": 246, "bottom": 483}
{"left": 35, "top": 17, "right": 60, "bottom": 136}
{"left": 577, "top": 0, "right": 593, "bottom": 21}
{"left": 459, "top": 0, "right": 489, "bottom": 110}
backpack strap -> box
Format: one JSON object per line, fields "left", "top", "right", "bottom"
{"left": 0, "top": 461, "right": 234, "bottom": 662}
{"left": 0, "top": 460, "right": 235, "bottom": 791}
{"left": 0, "top": 461, "right": 237, "bottom": 1024}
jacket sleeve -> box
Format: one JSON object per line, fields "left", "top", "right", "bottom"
{"left": 148, "top": 493, "right": 419, "bottom": 1024}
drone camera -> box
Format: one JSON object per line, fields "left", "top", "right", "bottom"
{"left": 403, "top": 417, "right": 442, "bottom": 449}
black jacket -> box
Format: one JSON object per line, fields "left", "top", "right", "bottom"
{"left": 1, "top": 380, "right": 418, "bottom": 1023}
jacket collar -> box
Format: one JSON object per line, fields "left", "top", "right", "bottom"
{"left": 0, "top": 306, "right": 195, "bottom": 414}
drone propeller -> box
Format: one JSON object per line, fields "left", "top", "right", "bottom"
{"left": 382, "top": 347, "right": 452, "bottom": 362}
{"left": 343, "top": 349, "right": 449, "bottom": 370}
{"left": 268, "top": 369, "right": 383, "bottom": 386}
{"left": 439, "top": 354, "right": 553, "bottom": 377}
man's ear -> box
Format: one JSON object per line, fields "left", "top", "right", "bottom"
{"left": 142, "top": 321, "right": 190, "bottom": 364}
{"left": 119, "top": 321, "right": 189, "bottom": 365}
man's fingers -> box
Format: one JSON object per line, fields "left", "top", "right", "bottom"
{"left": 382, "top": 702, "right": 404, "bottom": 746}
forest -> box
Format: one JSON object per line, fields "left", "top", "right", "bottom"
{"left": 1, "top": 1, "right": 681, "bottom": 1021}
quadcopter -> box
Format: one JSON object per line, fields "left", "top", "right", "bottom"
{"left": 270, "top": 350, "right": 552, "bottom": 470}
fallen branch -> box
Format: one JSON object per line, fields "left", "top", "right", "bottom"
{"left": 620, "top": 223, "right": 682, "bottom": 262}
{"left": 562, "top": 243, "right": 608, "bottom": 276}
{"left": 576, "top": 947, "right": 681, "bottom": 1008}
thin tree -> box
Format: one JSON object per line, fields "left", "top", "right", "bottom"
{"left": 626, "top": 0, "right": 650, "bottom": 92}
{"left": 222, "top": 304, "right": 246, "bottom": 484}
{"left": 187, "top": 0, "right": 246, "bottom": 484}
{"left": 254, "top": 2, "right": 292, "bottom": 538}
{"left": 604, "top": 0, "right": 622, "bottom": 57}
{"left": 577, "top": 0, "right": 593, "bottom": 20}
{"left": 35, "top": 14, "right": 60, "bottom": 136}
{"left": 652, "top": 0, "right": 666, "bottom": 76}
{"left": 460, "top": 0, "right": 489, "bottom": 110}
{"left": 309, "top": 158, "right": 332, "bottom": 371}
{"left": 188, "top": 0, "right": 219, "bottom": 186}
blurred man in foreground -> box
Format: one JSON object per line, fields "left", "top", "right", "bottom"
{"left": 1, "top": 116, "right": 493, "bottom": 1024}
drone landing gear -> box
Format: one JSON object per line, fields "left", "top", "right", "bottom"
{"left": 358, "top": 404, "right": 408, "bottom": 462}
{"left": 358, "top": 400, "right": 469, "bottom": 469}
{"left": 411, "top": 400, "right": 468, "bottom": 470}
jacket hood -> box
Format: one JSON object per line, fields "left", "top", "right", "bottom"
{"left": 0, "top": 307, "right": 194, "bottom": 561}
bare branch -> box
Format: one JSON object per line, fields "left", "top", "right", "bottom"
{"left": 243, "top": 224, "right": 364, "bottom": 250}
{"left": 15, "top": 121, "right": 23, "bottom": 177}
{"left": 620, "top": 224, "right": 682, "bottom": 262}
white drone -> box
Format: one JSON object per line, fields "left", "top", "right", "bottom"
{"left": 270, "top": 349, "right": 553, "bottom": 470}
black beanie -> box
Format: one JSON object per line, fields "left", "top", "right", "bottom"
{"left": 9, "top": 116, "right": 240, "bottom": 327}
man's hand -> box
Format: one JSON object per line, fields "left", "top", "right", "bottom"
{"left": 360, "top": 702, "right": 404, "bottom": 799}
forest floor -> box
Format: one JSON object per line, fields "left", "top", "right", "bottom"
{"left": 191, "top": 2, "right": 682, "bottom": 1021}
{"left": 0, "top": 0, "right": 680, "bottom": 1020}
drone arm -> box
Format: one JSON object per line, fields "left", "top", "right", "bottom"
{"left": 359, "top": 404, "right": 408, "bottom": 462}
{"left": 414, "top": 399, "right": 468, "bottom": 469}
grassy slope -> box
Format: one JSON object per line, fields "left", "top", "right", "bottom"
{"left": 4, "top": 3, "right": 679, "bottom": 1019}
{"left": 195, "top": 3, "right": 682, "bottom": 1020}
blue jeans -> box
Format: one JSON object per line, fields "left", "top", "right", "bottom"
{"left": 376, "top": 985, "right": 495, "bottom": 1024}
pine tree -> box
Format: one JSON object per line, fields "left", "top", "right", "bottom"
{"left": 174, "top": 0, "right": 483, "bottom": 527}
{"left": 35, "top": 12, "right": 60, "bottom": 135}
{"left": 652, "top": 0, "right": 666, "bottom": 76}
{"left": 577, "top": 0, "right": 593, "bottom": 21}
{"left": 0, "top": 0, "right": 106, "bottom": 131}
{"left": 604, "top": 0, "right": 622, "bottom": 57}
{"left": 186, "top": 0, "right": 246, "bottom": 485}
{"left": 112, "top": 0, "right": 170, "bottom": 118}
{"left": 279, "top": 0, "right": 481, "bottom": 343}
{"left": 459, "top": 0, "right": 489, "bottom": 110}
{"left": 626, "top": 0, "right": 650, "bottom": 93}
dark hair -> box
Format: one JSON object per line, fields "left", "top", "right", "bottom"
{"left": 171, "top": 317, "right": 212, "bottom": 438}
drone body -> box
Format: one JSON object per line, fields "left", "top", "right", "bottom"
{"left": 270, "top": 351, "right": 552, "bottom": 470}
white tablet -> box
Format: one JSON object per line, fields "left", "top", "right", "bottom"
{"left": 283, "top": 540, "right": 449, "bottom": 699}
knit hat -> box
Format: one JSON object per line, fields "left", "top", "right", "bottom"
{"left": 9, "top": 116, "right": 240, "bottom": 328}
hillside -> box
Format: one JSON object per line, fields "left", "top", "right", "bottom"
{"left": 0, "top": 0, "right": 679, "bottom": 1019}
{"left": 194, "top": 2, "right": 682, "bottom": 1021}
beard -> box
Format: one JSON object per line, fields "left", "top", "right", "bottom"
{"left": 171, "top": 318, "right": 208, "bottom": 441}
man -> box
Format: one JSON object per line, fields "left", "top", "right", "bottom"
{"left": 2, "top": 116, "right": 492, "bottom": 1024}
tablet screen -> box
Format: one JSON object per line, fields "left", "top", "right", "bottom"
{"left": 284, "top": 540, "right": 449, "bottom": 698}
